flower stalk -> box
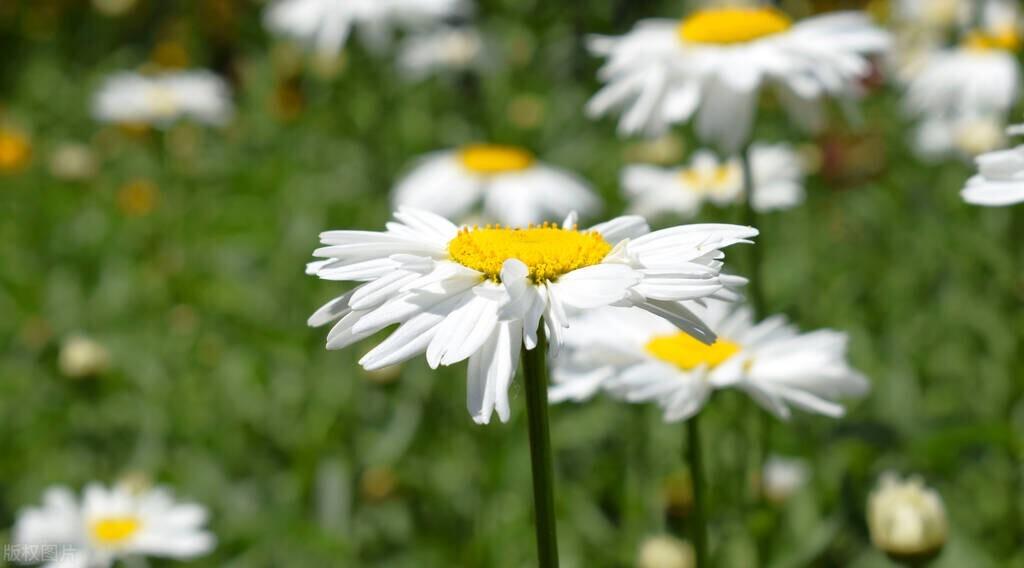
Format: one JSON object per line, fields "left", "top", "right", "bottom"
{"left": 521, "top": 327, "right": 560, "bottom": 568}
{"left": 686, "top": 416, "right": 708, "bottom": 567}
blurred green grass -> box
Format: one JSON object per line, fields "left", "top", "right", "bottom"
{"left": 1, "top": 0, "right": 1022, "bottom": 566}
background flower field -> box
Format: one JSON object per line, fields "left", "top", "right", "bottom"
{"left": 0, "top": 0, "right": 1021, "bottom": 566}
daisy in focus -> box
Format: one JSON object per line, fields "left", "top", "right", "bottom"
{"left": 622, "top": 143, "right": 805, "bottom": 219}
{"left": 961, "top": 125, "right": 1024, "bottom": 206}
{"left": 92, "top": 71, "right": 233, "bottom": 127}
{"left": 903, "top": 28, "right": 1021, "bottom": 158}
{"left": 12, "top": 482, "right": 214, "bottom": 567}
{"left": 397, "top": 26, "right": 485, "bottom": 80}
{"left": 586, "top": 5, "right": 890, "bottom": 151}
{"left": 391, "top": 145, "right": 600, "bottom": 226}
{"left": 549, "top": 302, "right": 868, "bottom": 422}
{"left": 307, "top": 208, "right": 756, "bottom": 424}
{"left": 264, "top": 0, "right": 467, "bottom": 57}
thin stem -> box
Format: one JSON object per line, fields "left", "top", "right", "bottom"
{"left": 1007, "top": 206, "right": 1024, "bottom": 551}
{"left": 739, "top": 145, "right": 764, "bottom": 318}
{"left": 521, "top": 329, "right": 559, "bottom": 568}
{"left": 686, "top": 416, "right": 708, "bottom": 567}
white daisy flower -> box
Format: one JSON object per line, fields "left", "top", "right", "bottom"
{"left": 586, "top": 6, "right": 890, "bottom": 151}
{"left": 622, "top": 143, "right": 804, "bottom": 218}
{"left": 961, "top": 128, "right": 1024, "bottom": 206}
{"left": 391, "top": 145, "right": 601, "bottom": 226}
{"left": 868, "top": 473, "right": 948, "bottom": 563}
{"left": 550, "top": 302, "right": 868, "bottom": 422}
{"left": 307, "top": 208, "right": 756, "bottom": 424}
{"left": 264, "top": 0, "right": 467, "bottom": 57}
{"left": 903, "top": 29, "right": 1021, "bottom": 158}
{"left": 760, "top": 455, "right": 810, "bottom": 504}
{"left": 891, "top": 0, "right": 1017, "bottom": 32}
{"left": 12, "top": 482, "right": 215, "bottom": 568}
{"left": 91, "top": 71, "right": 233, "bottom": 127}
{"left": 397, "top": 26, "right": 485, "bottom": 80}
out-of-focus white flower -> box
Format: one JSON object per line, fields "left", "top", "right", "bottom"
{"left": 961, "top": 127, "right": 1024, "bottom": 206}
{"left": 307, "top": 208, "right": 755, "bottom": 424}
{"left": 550, "top": 302, "right": 868, "bottom": 422}
{"left": 868, "top": 473, "right": 948, "bottom": 563}
{"left": 622, "top": 143, "right": 804, "bottom": 218}
{"left": 92, "top": 71, "right": 233, "bottom": 127}
{"left": 49, "top": 143, "right": 99, "bottom": 181}
{"left": 760, "top": 455, "right": 810, "bottom": 503}
{"left": 637, "top": 534, "right": 695, "bottom": 568}
{"left": 58, "top": 336, "right": 111, "bottom": 379}
{"left": 586, "top": 6, "right": 889, "bottom": 151}
{"left": 264, "top": 0, "right": 467, "bottom": 57}
{"left": 91, "top": 0, "right": 137, "bottom": 17}
{"left": 397, "top": 26, "right": 484, "bottom": 80}
{"left": 903, "top": 29, "right": 1021, "bottom": 158}
{"left": 892, "top": 0, "right": 1018, "bottom": 33}
{"left": 12, "top": 482, "right": 215, "bottom": 568}
{"left": 391, "top": 145, "right": 600, "bottom": 226}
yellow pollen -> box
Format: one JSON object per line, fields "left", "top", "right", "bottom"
{"left": 145, "top": 85, "right": 180, "bottom": 117}
{"left": 0, "top": 128, "right": 32, "bottom": 172}
{"left": 679, "top": 164, "right": 736, "bottom": 193}
{"left": 645, "top": 332, "right": 741, "bottom": 371}
{"left": 962, "top": 29, "right": 1020, "bottom": 52}
{"left": 679, "top": 7, "right": 793, "bottom": 45}
{"left": 458, "top": 144, "right": 535, "bottom": 174}
{"left": 448, "top": 223, "right": 612, "bottom": 283}
{"left": 90, "top": 517, "right": 142, "bottom": 546}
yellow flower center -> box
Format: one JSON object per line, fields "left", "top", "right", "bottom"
{"left": 645, "top": 332, "right": 741, "bottom": 370}
{"left": 448, "top": 223, "right": 612, "bottom": 283}
{"left": 679, "top": 164, "right": 738, "bottom": 194}
{"left": 90, "top": 517, "right": 142, "bottom": 546}
{"left": 458, "top": 144, "right": 535, "bottom": 174}
{"left": 0, "top": 129, "right": 32, "bottom": 172}
{"left": 679, "top": 7, "right": 793, "bottom": 45}
{"left": 145, "top": 85, "right": 180, "bottom": 117}
{"left": 962, "top": 29, "right": 1020, "bottom": 52}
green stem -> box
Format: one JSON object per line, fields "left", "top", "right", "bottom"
{"left": 521, "top": 329, "right": 559, "bottom": 568}
{"left": 1008, "top": 206, "right": 1024, "bottom": 551}
{"left": 687, "top": 416, "right": 708, "bottom": 567}
{"left": 739, "top": 145, "right": 764, "bottom": 318}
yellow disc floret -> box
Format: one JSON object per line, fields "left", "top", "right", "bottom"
{"left": 0, "top": 128, "right": 31, "bottom": 173}
{"left": 646, "top": 332, "right": 741, "bottom": 371}
{"left": 962, "top": 29, "right": 1020, "bottom": 52}
{"left": 679, "top": 164, "right": 738, "bottom": 194}
{"left": 458, "top": 144, "right": 535, "bottom": 174}
{"left": 448, "top": 223, "right": 612, "bottom": 283}
{"left": 90, "top": 517, "right": 142, "bottom": 546}
{"left": 679, "top": 7, "right": 793, "bottom": 45}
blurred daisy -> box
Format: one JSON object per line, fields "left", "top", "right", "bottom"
{"left": 0, "top": 126, "right": 32, "bottom": 173}
{"left": 397, "top": 26, "right": 485, "bottom": 80}
{"left": 586, "top": 6, "right": 890, "bottom": 151}
{"left": 264, "top": 0, "right": 467, "bottom": 57}
{"left": 550, "top": 302, "right": 868, "bottom": 422}
{"left": 58, "top": 335, "right": 110, "bottom": 379}
{"left": 868, "top": 473, "right": 948, "bottom": 564}
{"left": 622, "top": 143, "right": 804, "bottom": 218}
{"left": 890, "top": 0, "right": 1017, "bottom": 32}
{"left": 13, "top": 482, "right": 214, "bottom": 567}
{"left": 904, "top": 29, "right": 1021, "bottom": 158}
{"left": 760, "top": 455, "right": 810, "bottom": 504}
{"left": 307, "top": 208, "right": 755, "bottom": 424}
{"left": 961, "top": 126, "right": 1024, "bottom": 206}
{"left": 391, "top": 145, "right": 601, "bottom": 226}
{"left": 92, "top": 71, "right": 233, "bottom": 127}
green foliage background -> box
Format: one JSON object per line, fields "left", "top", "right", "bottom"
{"left": 0, "top": 0, "right": 1021, "bottom": 566}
